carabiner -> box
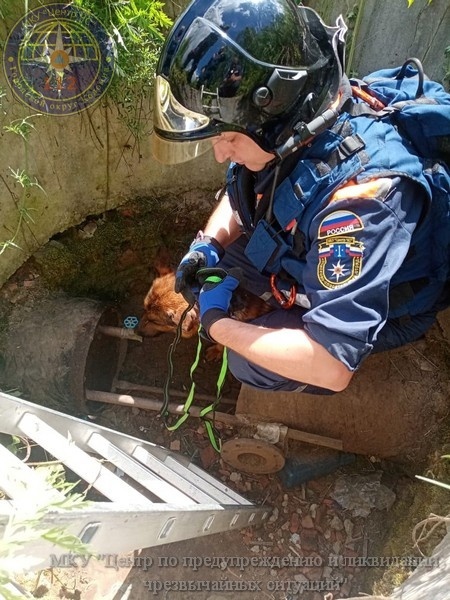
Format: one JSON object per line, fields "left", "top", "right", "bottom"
{"left": 270, "top": 273, "right": 296, "bottom": 309}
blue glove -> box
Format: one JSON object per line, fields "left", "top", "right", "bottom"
{"left": 175, "top": 234, "right": 224, "bottom": 305}
{"left": 198, "top": 268, "right": 240, "bottom": 339}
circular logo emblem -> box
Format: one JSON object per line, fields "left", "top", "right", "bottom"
{"left": 3, "top": 4, "right": 114, "bottom": 116}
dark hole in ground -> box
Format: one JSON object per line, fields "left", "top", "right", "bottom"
{"left": 0, "top": 200, "right": 449, "bottom": 599}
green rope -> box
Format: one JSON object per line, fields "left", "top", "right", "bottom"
{"left": 163, "top": 323, "right": 228, "bottom": 452}
{"left": 164, "top": 330, "right": 203, "bottom": 431}
{"left": 199, "top": 347, "right": 228, "bottom": 452}
{"left": 162, "top": 272, "right": 229, "bottom": 450}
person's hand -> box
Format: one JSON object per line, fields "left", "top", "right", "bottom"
{"left": 175, "top": 234, "right": 224, "bottom": 305}
{"left": 197, "top": 268, "right": 240, "bottom": 340}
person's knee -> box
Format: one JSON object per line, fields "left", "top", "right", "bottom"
{"left": 373, "top": 312, "right": 437, "bottom": 353}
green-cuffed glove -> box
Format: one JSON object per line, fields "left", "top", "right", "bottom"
{"left": 197, "top": 268, "right": 240, "bottom": 339}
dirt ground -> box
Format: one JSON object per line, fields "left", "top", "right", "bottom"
{"left": 0, "top": 231, "right": 449, "bottom": 599}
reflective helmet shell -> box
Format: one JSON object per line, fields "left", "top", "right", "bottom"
{"left": 155, "top": 0, "right": 345, "bottom": 154}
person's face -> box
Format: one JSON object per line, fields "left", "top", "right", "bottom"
{"left": 211, "top": 132, "right": 274, "bottom": 171}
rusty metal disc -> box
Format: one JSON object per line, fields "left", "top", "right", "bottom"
{"left": 221, "top": 438, "right": 285, "bottom": 474}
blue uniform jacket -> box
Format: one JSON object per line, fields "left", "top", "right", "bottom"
{"left": 226, "top": 109, "right": 441, "bottom": 370}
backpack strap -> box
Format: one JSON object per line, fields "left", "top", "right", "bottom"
{"left": 395, "top": 57, "right": 425, "bottom": 98}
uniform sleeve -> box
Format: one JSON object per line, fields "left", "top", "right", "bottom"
{"left": 302, "top": 177, "right": 425, "bottom": 370}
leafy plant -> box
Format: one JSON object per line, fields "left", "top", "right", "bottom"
{"left": 0, "top": 462, "right": 92, "bottom": 599}
{"left": 73, "top": 0, "right": 171, "bottom": 84}
{"left": 3, "top": 115, "right": 39, "bottom": 142}
{"left": 1, "top": 116, "right": 44, "bottom": 256}
{"left": 8, "top": 168, "right": 45, "bottom": 195}
{"left": 344, "top": 3, "right": 362, "bottom": 77}
{"left": 72, "top": 0, "right": 173, "bottom": 142}
{"left": 0, "top": 5, "right": 12, "bottom": 22}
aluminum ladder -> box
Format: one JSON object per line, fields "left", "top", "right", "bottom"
{"left": 0, "top": 391, "right": 270, "bottom": 570}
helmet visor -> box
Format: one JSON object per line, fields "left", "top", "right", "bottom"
{"left": 151, "top": 131, "right": 216, "bottom": 164}
{"left": 154, "top": 75, "right": 211, "bottom": 135}
{"left": 152, "top": 75, "right": 216, "bottom": 164}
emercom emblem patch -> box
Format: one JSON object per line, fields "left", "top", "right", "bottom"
{"left": 3, "top": 3, "right": 114, "bottom": 115}
{"left": 318, "top": 236, "right": 365, "bottom": 289}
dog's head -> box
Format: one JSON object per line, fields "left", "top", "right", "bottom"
{"left": 138, "top": 255, "right": 199, "bottom": 339}
{"left": 138, "top": 247, "right": 273, "bottom": 339}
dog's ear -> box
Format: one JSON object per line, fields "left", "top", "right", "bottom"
{"left": 153, "top": 245, "right": 173, "bottom": 276}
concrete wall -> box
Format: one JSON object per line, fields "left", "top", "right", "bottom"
{"left": 0, "top": 88, "right": 224, "bottom": 285}
{"left": 0, "top": 1, "right": 225, "bottom": 286}
{"left": 0, "top": 0, "right": 449, "bottom": 287}
{"left": 307, "top": 0, "right": 450, "bottom": 84}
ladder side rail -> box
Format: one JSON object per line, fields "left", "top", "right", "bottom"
{"left": 146, "top": 447, "right": 253, "bottom": 505}
{"left": 0, "top": 502, "right": 269, "bottom": 564}
{"left": 0, "top": 392, "right": 253, "bottom": 505}
{"left": 183, "top": 459, "right": 256, "bottom": 505}
{"left": 135, "top": 446, "right": 253, "bottom": 504}
{"left": 0, "top": 392, "right": 163, "bottom": 457}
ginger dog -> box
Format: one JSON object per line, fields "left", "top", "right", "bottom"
{"left": 138, "top": 261, "right": 200, "bottom": 339}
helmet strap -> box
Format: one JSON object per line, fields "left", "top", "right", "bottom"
{"left": 274, "top": 105, "right": 340, "bottom": 160}
{"left": 265, "top": 161, "right": 282, "bottom": 224}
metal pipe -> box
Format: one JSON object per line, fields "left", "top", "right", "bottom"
{"left": 98, "top": 326, "right": 142, "bottom": 342}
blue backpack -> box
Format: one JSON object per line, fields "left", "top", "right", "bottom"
{"left": 350, "top": 58, "right": 450, "bottom": 310}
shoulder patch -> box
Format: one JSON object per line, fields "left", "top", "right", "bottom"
{"left": 318, "top": 210, "right": 364, "bottom": 239}
{"left": 318, "top": 236, "right": 365, "bottom": 289}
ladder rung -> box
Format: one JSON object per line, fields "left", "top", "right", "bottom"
{"left": 88, "top": 433, "right": 194, "bottom": 505}
{"left": 0, "top": 444, "right": 64, "bottom": 504}
{"left": 163, "top": 455, "right": 250, "bottom": 505}
{"left": 186, "top": 460, "right": 253, "bottom": 505}
{"left": 132, "top": 445, "right": 222, "bottom": 504}
{"left": 17, "top": 413, "right": 151, "bottom": 506}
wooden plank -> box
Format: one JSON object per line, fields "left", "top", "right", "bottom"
{"left": 86, "top": 389, "right": 343, "bottom": 451}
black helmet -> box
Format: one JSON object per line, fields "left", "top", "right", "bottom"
{"left": 153, "top": 0, "right": 347, "bottom": 163}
